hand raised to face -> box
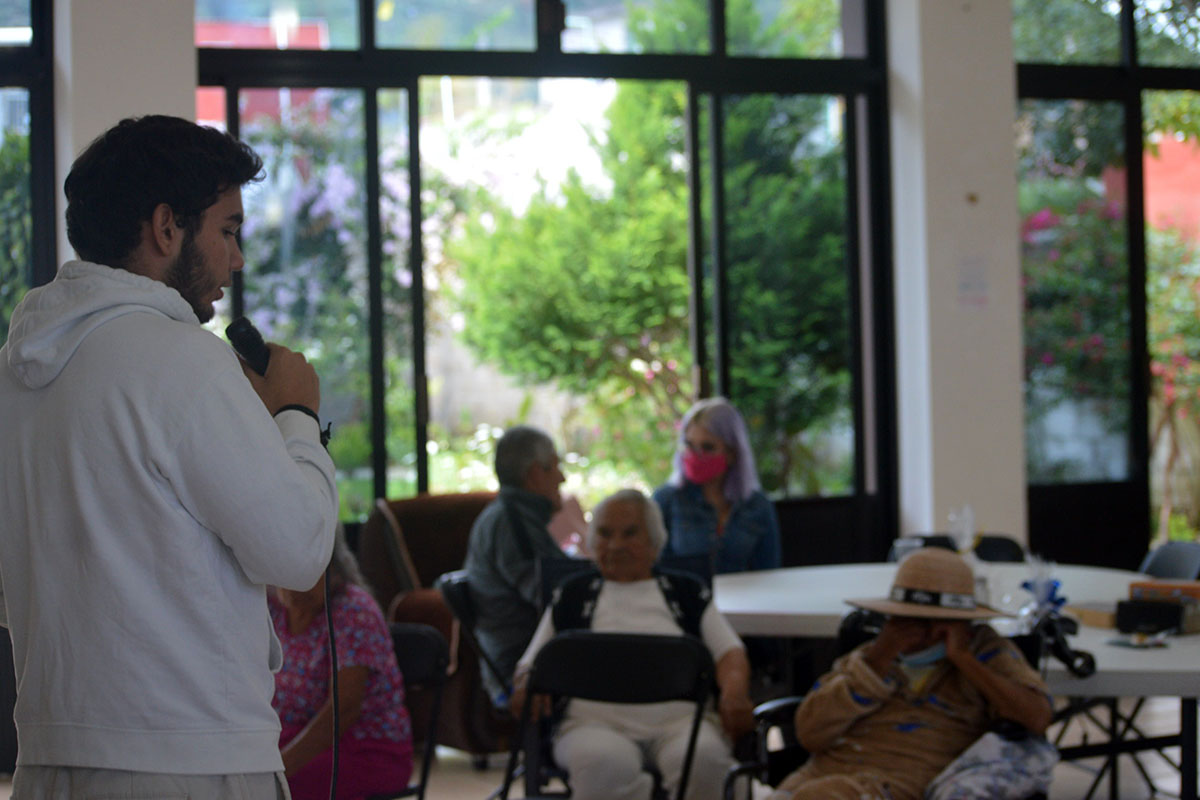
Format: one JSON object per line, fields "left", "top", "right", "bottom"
{"left": 863, "top": 616, "right": 933, "bottom": 676}
{"left": 929, "top": 620, "right": 972, "bottom": 662}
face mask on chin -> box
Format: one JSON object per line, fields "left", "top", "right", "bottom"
{"left": 682, "top": 450, "right": 728, "bottom": 484}
{"left": 898, "top": 640, "right": 947, "bottom": 668}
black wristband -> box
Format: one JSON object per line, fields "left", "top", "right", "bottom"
{"left": 275, "top": 403, "right": 320, "bottom": 424}
{"left": 274, "top": 404, "right": 332, "bottom": 447}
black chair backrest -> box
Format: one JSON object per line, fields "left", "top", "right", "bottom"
{"left": 526, "top": 631, "right": 714, "bottom": 704}
{"left": 836, "top": 608, "right": 885, "bottom": 654}
{"left": 1010, "top": 632, "right": 1042, "bottom": 669}
{"left": 886, "top": 534, "right": 957, "bottom": 562}
{"left": 500, "top": 632, "right": 714, "bottom": 800}
{"left": 1138, "top": 540, "right": 1200, "bottom": 580}
{"left": 537, "top": 557, "right": 598, "bottom": 611}
{"left": 536, "top": 554, "right": 715, "bottom": 611}
{"left": 366, "top": 624, "right": 449, "bottom": 800}
{"left": 434, "top": 570, "right": 512, "bottom": 696}
{"left": 390, "top": 622, "right": 449, "bottom": 690}
{"left": 657, "top": 552, "right": 714, "bottom": 588}
{"left": 390, "top": 623, "right": 448, "bottom": 800}
{"left": 435, "top": 570, "right": 478, "bottom": 630}
{"left": 973, "top": 534, "right": 1026, "bottom": 563}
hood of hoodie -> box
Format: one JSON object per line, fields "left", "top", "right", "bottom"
{"left": 5, "top": 260, "right": 198, "bottom": 389}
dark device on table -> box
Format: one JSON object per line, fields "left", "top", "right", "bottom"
{"left": 1117, "top": 599, "right": 1185, "bottom": 635}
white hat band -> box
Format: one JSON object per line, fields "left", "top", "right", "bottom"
{"left": 889, "top": 586, "right": 976, "bottom": 611}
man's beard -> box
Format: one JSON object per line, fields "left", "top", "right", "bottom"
{"left": 165, "top": 231, "right": 215, "bottom": 323}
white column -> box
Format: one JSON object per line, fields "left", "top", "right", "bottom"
{"left": 887, "top": 0, "right": 1028, "bottom": 542}
{"left": 53, "top": 0, "right": 196, "bottom": 262}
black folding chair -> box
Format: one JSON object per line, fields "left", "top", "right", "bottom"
{"left": 657, "top": 552, "right": 715, "bottom": 588}
{"left": 974, "top": 534, "right": 1027, "bottom": 563}
{"left": 435, "top": 569, "right": 513, "bottom": 700}
{"left": 367, "top": 622, "right": 449, "bottom": 800}
{"left": 498, "top": 631, "right": 715, "bottom": 800}
{"left": 536, "top": 557, "right": 598, "bottom": 611}
{"left": 1139, "top": 540, "right": 1200, "bottom": 580}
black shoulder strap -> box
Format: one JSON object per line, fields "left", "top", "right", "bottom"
{"left": 653, "top": 568, "right": 710, "bottom": 639}
{"left": 551, "top": 570, "right": 604, "bottom": 631}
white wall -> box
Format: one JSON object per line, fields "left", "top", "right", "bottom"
{"left": 54, "top": 0, "right": 195, "bottom": 261}
{"left": 888, "top": 0, "right": 1028, "bottom": 542}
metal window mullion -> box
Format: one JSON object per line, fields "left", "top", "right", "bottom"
{"left": 359, "top": 0, "right": 376, "bottom": 52}
{"left": 408, "top": 82, "right": 429, "bottom": 494}
{"left": 535, "top": 0, "right": 565, "bottom": 55}
{"left": 196, "top": 48, "right": 873, "bottom": 94}
{"left": 684, "top": 84, "right": 708, "bottom": 398}
{"left": 1123, "top": 0, "right": 1150, "bottom": 528}
{"left": 865, "top": 0, "right": 898, "bottom": 548}
{"left": 706, "top": 0, "right": 729, "bottom": 401}
{"left": 25, "top": 0, "right": 55, "bottom": 286}
{"left": 707, "top": 94, "right": 729, "bottom": 397}
{"left": 844, "top": 96, "right": 867, "bottom": 498}
{"left": 227, "top": 87, "right": 246, "bottom": 321}
{"left": 711, "top": 0, "right": 726, "bottom": 56}
{"left": 1125, "top": 83, "right": 1150, "bottom": 496}
{"left": 365, "top": 87, "right": 387, "bottom": 501}
{"left": 1121, "top": 0, "right": 1136, "bottom": 72}
{"left": 28, "top": 72, "right": 55, "bottom": 285}
{"left": 28, "top": 86, "right": 55, "bottom": 284}
{"left": 1016, "top": 64, "right": 1129, "bottom": 100}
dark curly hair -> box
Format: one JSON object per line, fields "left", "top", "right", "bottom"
{"left": 64, "top": 115, "right": 263, "bottom": 268}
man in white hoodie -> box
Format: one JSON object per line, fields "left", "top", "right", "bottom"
{"left": 0, "top": 116, "right": 338, "bottom": 799}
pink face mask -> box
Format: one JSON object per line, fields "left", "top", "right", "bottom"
{"left": 683, "top": 450, "right": 728, "bottom": 484}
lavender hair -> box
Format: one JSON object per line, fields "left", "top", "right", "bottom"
{"left": 666, "top": 397, "right": 761, "bottom": 504}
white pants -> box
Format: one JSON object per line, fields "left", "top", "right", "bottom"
{"left": 11, "top": 766, "right": 289, "bottom": 800}
{"left": 553, "top": 716, "right": 733, "bottom": 800}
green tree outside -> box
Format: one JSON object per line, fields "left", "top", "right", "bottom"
{"left": 444, "top": 0, "right": 852, "bottom": 497}
{"left": 0, "top": 129, "right": 30, "bottom": 341}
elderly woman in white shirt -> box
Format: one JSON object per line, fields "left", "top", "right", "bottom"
{"left": 511, "top": 488, "right": 754, "bottom": 800}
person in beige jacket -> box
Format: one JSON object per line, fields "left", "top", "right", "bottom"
{"left": 770, "top": 548, "right": 1053, "bottom": 800}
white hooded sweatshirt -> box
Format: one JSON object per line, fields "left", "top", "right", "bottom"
{"left": 0, "top": 261, "right": 338, "bottom": 773}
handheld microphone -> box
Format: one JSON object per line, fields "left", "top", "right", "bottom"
{"left": 226, "top": 316, "right": 270, "bottom": 376}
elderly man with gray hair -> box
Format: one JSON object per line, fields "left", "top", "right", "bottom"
{"left": 463, "top": 425, "right": 571, "bottom": 706}
{"left": 511, "top": 488, "right": 754, "bottom": 800}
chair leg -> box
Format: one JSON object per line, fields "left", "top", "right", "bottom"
{"left": 1108, "top": 699, "right": 1120, "bottom": 800}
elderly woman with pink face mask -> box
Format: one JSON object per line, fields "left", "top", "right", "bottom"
{"left": 652, "top": 397, "right": 781, "bottom": 575}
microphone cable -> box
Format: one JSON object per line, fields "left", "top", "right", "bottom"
{"left": 324, "top": 563, "right": 339, "bottom": 800}
{"left": 225, "top": 317, "right": 340, "bottom": 800}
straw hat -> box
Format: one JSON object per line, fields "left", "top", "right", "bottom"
{"left": 846, "top": 547, "right": 1004, "bottom": 620}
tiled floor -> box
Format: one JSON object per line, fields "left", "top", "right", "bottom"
{"left": 1045, "top": 695, "right": 1188, "bottom": 800}
{"left": 0, "top": 698, "right": 1190, "bottom": 799}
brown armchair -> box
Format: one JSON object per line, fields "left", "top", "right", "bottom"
{"left": 358, "top": 492, "right": 496, "bottom": 606}
{"left": 358, "top": 492, "right": 513, "bottom": 765}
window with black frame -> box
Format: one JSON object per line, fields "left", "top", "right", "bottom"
{"left": 1015, "top": 0, "right": 1200, "bottom": 566}
{"left": 0, "top": 0, "right": 42, "bottom": 342}
{"left": 195, "top": 0, "right": 895, "bottom": 552}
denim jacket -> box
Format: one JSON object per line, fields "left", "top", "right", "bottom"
{"left": 652, "top": 481, "right": 781, "bottom": 574}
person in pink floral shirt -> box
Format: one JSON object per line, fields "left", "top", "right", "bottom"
{"left": 269, "top": 531, "right": 413, "bottom": 800}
